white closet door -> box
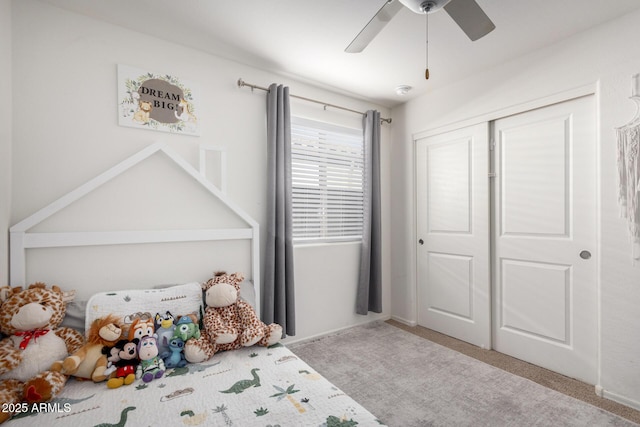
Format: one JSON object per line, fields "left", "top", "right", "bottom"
{"left": 416, "top": 123, "right": 491, "bottom": 349}
{"left": 492, "top": 95, "right": 597, "bottom": 383}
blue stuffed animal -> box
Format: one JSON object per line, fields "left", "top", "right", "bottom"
{"left": 154, "top": 311, "right": 176, "bottom": 356}
{"left": 161, "top": 337, "right": 187, "bottom": 369}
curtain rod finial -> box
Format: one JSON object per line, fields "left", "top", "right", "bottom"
{"left": 237, "top": 78, "right": 245, "bottom": 88}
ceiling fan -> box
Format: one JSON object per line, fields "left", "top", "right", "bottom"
{"left": 345, "top": 0, "right": 495, "bottom": 54}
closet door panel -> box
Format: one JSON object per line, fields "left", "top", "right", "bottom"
{"left": 416, "top": 123, "right": 490, "bottom": 349}
{"left": 493, "top": 95, "right": 597, "bottom": 384}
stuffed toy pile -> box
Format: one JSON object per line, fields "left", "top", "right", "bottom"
{"left": 0, "top": 273, "right": 281, "bottom": 422}
{"left": 184, "top": 272, "right": 282, "bottom": 363}
{"left": 0, "top": 283, "right": 83, "bottom": 424}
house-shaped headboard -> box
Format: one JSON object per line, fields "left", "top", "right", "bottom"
{"left": 9, "top": 142, "right": 261, "bottom": 317}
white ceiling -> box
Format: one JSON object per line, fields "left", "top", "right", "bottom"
{"left": 38, "top": 0, "right": 640, "bottom": 108}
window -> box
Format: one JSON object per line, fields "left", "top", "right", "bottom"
{"left": 291, "top": 117, "right": 364, "bottom": 243}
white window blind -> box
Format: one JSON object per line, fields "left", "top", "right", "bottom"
{"left": 291, "top": 117, "right": 364, "bottom": 242}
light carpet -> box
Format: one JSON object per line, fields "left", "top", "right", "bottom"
{"left": 288, "top": 321, "right": 638, "bottom": 427}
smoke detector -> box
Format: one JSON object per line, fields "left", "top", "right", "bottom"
{"left": 395, "top": 85, "right": 413, "bottom": 96}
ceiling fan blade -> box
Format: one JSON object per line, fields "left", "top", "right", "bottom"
{"left": 345, "top": 0, "right": 404, "bottom": 53}
{"left": 443, "top": 0, "right": 495, "bottom": 41}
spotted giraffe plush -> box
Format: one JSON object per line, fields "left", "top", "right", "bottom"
{"left": 184, "top": 272, "right": 282, "bottom": 363}
{"left": 0, "top": 287, "right": 10, "bottom": 341}
{"left": 0, "top": 283, "right": 84, "bottom": 424}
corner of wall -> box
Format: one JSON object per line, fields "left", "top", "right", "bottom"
{"left": 1, "top": 0, "right": 13, "bottom": 283}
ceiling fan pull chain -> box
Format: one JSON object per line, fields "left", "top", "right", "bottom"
{"left": 425, "top": 11, "right": 430, "bottom": 79}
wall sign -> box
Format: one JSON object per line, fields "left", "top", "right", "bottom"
{"left": 118, "top": 64, "right": 200, "bottom": 136}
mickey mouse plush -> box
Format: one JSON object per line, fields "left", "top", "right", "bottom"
{"left": 105, "top": 339, "right": 139, "bottom": 389}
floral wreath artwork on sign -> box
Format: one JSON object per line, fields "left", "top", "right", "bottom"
{"left": 118, "top": 64, "right": 200, "bottom": 136}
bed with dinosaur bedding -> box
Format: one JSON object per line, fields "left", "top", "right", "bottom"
{"left": 3, "top": 143, "right": 386, "bottom": 426}
{"left": 3, "top": 281, "right": 384, "bottom": 427}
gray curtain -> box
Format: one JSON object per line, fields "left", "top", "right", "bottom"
{"left": 263, "top": 83, "right": 296, "bottom": 336}
{"left": 357, "top": 110, "right": 383, "bottom": 315}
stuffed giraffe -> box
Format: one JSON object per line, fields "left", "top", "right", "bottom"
{"left": 0, "top": 283, "right": 83, "bottom": 423}
{"left": 184, "top": 272, "right": 282, "bottom": 363}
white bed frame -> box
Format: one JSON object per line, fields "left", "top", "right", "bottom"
{"left": 9, "top": 142, "right": 261, "bottom": 317}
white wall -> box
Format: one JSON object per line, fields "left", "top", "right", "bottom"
{"left": 9, "top": 0, "right": 390, "bottom": 341}
{"left": 390, "top": 10, "right": 640, "bottom": 409}
{"left": 0, "top": 0, "right": 11, "bottom": 283}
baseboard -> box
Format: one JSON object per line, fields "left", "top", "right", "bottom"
{"left": 390, "top": 315, "right": 417, "bottom": 327}
{"left": 596, "top": 385, "right": 640, "bottom": 411}
{"left": 283, "top": 315, "right": 392, "bottom": 346}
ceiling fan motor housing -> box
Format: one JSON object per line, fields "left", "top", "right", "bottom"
{"left": 399, "top": 0, "right": 452, "bottom": 14}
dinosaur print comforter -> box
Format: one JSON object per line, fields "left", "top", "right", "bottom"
{"left": 6, "top": 344, "right": 385, "bottom": 426}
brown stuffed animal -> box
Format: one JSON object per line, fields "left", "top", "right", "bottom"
{"left": 51, "top": 314, "right": 123, "bottom": 382}
{"left": 0, "top": 283, "right": 84, "bottom": 424}
{"left": 184, "top": 272, "right": 282, "bottom": 363}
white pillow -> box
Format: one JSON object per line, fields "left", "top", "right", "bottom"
{"left": 85, "top": 282, "right": 203, "bottom": 333}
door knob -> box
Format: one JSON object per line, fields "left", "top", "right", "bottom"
{"left": 579, "top": 250, "right": 591, "bottom": 260}
{"left": 419, "top": 239, "right": 424, "bottom": 245}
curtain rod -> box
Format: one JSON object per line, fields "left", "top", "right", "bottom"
{"left": 237, "top": 78, "right": 392, "bottom": 124}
